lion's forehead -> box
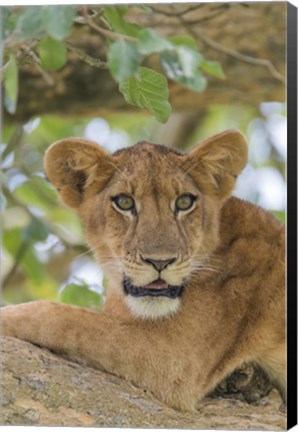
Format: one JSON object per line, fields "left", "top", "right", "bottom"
{"left": 113, "top": 141, "right": 183, "bottom": 159}
{"left": 112, "top": 143, "right": 191, "bottom": 195}
{"left": 115, "top": 143, "right": 181, "bottom": 170}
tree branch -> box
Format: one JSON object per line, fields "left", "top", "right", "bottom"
{"left": 2, "top": 336, "right": 286, "bottom": 429}
{"left": 64, "top": 42, "right": 107, "bottom": 69}
{"left": 0, "top": 40, "right": 55, "bottom": 86}
{"left": 196, "top": 31, "right": 286, "bottom": 84}
{"left": 179, "top": 16, "right": 285, "bottom": 84}
{"left": 21, "top": 46, "right": 54, "bottom": 86}
{"left": 81, "top": 6, "right": 136, "bottom": 43}
{"left": 151, "top": 3, "right": 229, "bottom": 22}
{"left": 150, "top": 4, "right": 206, "bottom": 17}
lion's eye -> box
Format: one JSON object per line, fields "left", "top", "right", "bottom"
{"left": 112, "top": 194, "right": 135, "bottom": 211}
{"left": 175, "top": 194, "right": 196, "bottom": 211}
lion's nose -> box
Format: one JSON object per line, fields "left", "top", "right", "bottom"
{"left": 142, "top": 257, "right": 176, "bottom": 272}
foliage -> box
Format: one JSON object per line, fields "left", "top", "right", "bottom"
{"left": 119, "top": 67, "right": 171, "bottom": 123}
{"left": 59, "top": 279, "right": 103, "bottom": 309}
{"left": 1, "top": 5, "right": 224, "bottom": 122}
{"left": 1, "top": 117, "right": 89, "bottom": 305}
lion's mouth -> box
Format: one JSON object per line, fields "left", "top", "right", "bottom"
{"left": 123, "top": 277, "right": 184, "bottom": 299}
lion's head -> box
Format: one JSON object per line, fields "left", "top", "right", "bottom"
{"left": 45, "top": 130, "right": 247, "bottom": 319}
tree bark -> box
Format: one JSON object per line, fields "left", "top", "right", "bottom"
{"left": 2, "top": 336, "right": 286, "bottom": 429}
{"left": 4, "top": 2, "right": 286, "bottom": 123}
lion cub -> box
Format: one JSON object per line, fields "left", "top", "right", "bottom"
{"left": 2, "top": 130, "right": 285, "bottom": 411}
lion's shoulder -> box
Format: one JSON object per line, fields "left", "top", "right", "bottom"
{"left": 217, "top": 197, "right": 284, "bottom": 276}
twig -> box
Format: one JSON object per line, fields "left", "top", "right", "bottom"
{"left": 0, "top": 61, "right": 10, "bottom": 80}
{"left": 21, "top": 46, "right": 55, "bottom": 86}
{"left": 198, "top": 32, "right": 286, "bottom": 84}
{"left": 150, "top": 4, "right": 205, "bottom": 17}
{"left": 180, "top": 16, "right": 286, "bottom": 85}
{"left": 0, "top": 40, "right": 51, "bottom": 85}
{"left": 151, "top": 4, "right": 228, "bottom": 19}
{"left": 81, "top": 6, "right": 136, "bottom": 43}
{"left": 64, "top": 41, "right": 107, "bottom": 69}
{"left": 178, "top": 7, "right": 229, "bottom": 25}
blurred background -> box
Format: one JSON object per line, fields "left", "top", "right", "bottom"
{"left": 1, "top": 3, "right": 286, "bottom": 306}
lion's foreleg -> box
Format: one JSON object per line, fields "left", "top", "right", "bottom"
{"left": 1, "top": 301, "right": 200, "bottom": 411}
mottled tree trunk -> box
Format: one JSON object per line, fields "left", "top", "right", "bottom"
{"left": 2, "top": 337, "right": 286, "bottom": 429}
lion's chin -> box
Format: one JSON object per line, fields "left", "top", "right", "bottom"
{"left": 124, "top": 295, "right": 181, "bottom": 320}
{"left": 122, "top": 277, "right": 185, "bottom": 319}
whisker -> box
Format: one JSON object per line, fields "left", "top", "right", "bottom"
{"left": 102, "top": 261, "right": 123, "bottom": 272}
{"left": 190, "top": 251, "right": 221, "bottom": 277}
{"left": 108, "top": 160, "right": 132, "bottom": 182}
{"left": 191, "top": 267, "right": 220, "bottom": 274}
{"left": 73, "top": 248, "right": 95, "bottom": 260}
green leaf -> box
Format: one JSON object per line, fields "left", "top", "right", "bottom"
{"left": 177, "top": 46, "right": 204, "bottom": 77}
{"left": 2, "top": 228, "right": 45, "bottom": 285}
{"left": 23, "top": 219, "right": 50, "bottom": 242}
{"left": 4, "top": 9, "right": 22, "bottom": 40}
{"left": 119, "top": 67, "right": 172, "bottom": 123}
{"left": 170, "top": 35, "right": 197, "bottom": 50}
{"left": 160, "top": 50, "right": 207, "bottom": 92}
{"left": 108, "top": 40, "right": 142, "bottom": 82}
{"left": 1, "top": 7, "right": 11, "bottom": 39}
{"left": 16, "top": 7, "right": 43, "bottom": 39}
{"left": 38, "top": 36, "right": 67, "bottom": 70}
{"left": 59, "top": 282, "right": 103, "bottom": 308}
{"left": 201, "top": 60, "right": 226, "bottom": 79}
{"left": 103, "top": 6, "right": 141, "bottom": 37}
{"left": 22, "top": 246, "right": 46, "bottom": 284}
{"left": 4, "top": 54, "right": 18, "bottom": 114}
{"left": 137, "top": 28, "right": 173, "bottom": 55}
{"left": 42, "top": 5, "right": 76, "bottom": 40}
{"left": 3, "top": 228, "right": 22, "bottom": 255}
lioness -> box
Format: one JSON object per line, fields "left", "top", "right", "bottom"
{"left": 2, "top": 130, "right": 285, "bottom": 411}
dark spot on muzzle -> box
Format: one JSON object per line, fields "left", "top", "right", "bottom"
{"left": 123, "top": 277, "right": 185, "bottom": 299}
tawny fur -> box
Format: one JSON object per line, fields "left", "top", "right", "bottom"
{"left": 1, "top": 130, "right": 285, "bottom": 411}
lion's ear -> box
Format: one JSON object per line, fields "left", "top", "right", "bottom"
{"left": 44, "top": 138, "right": 113, "bottom": 208}
{"left": 185, "top": 130, "right": 248, "bottom": 200}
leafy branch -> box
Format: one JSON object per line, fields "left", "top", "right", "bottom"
{"left": 2, "top": 5, "right": 225, "bottom": 123}
{"left": 81, "top": 6, "right": 136, "bottom": 43}
{"left": 63, "top": 41, "right": 107, "bottom": 70}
